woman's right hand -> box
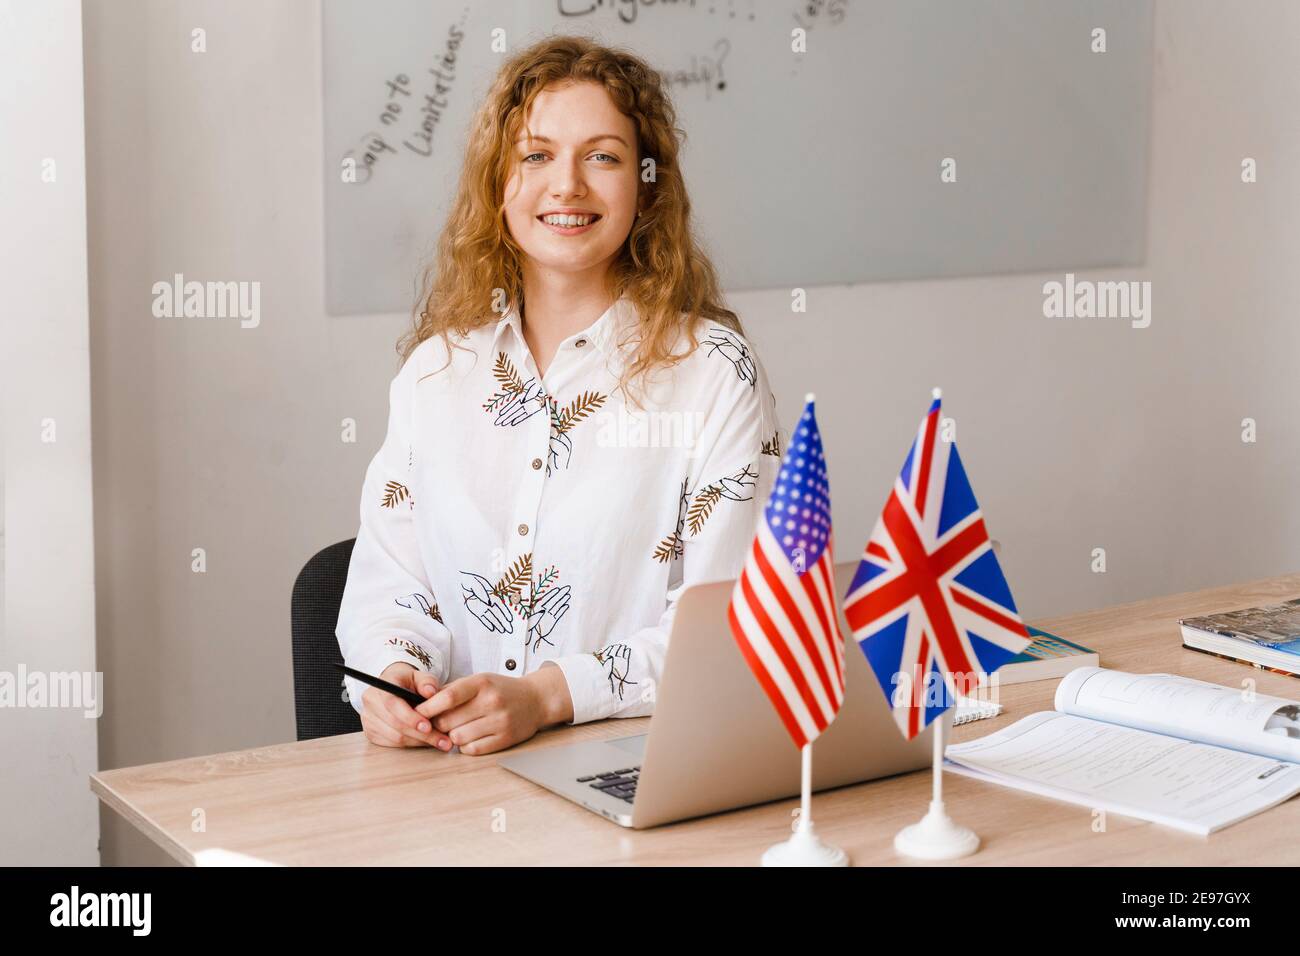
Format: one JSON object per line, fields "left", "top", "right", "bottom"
{"left": 360, "top": 662, "right": 454, "bottom": 750}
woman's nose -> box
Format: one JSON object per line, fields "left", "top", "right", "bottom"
{"left": 549, "top": 155, "right": 585, "bottom": 197}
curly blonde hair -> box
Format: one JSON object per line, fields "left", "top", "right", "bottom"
{"left": 399, "top": 35, "right": 741, "bottom": 409}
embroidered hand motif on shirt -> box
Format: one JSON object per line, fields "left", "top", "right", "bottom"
{"left": 482, "top": 353, "right": 607, "bottom": 475}
{"left": 761, "top": 429, "right": 781, "bottom": 458}
{"left": 381, "top": 480, "right": 413, "bottom": 509}
{"left": 494, "top": 376, "right": 549, "bottom": 427}
{"left": 685, "top": 462, "right": 759, "bottom": 536}
{"left": 512, "top": 556, "right": 572, "bottom": 650}
{"left": 594, "top": 643, "right": 638, "bottom": 700}
{"left": 703, "top": 327, "right": 757, "bottom": 389}
{"left": 395, "top": 592, "right": 442, "bottom": 624}
{"left": 460, "top": 551, "right": 573, "bottom": 650}
{"left": 652, "top": 476, "right": 690, "bottom": 563}
{"left": 384, "top": 637, "right": 434, "bottom": 671}
{"left": 526, "top": 583, "right": 572, "bottom": 650}
{"left": 545, "top": 422, "right": 573, "bottom": 475}
{"left": 460, "top": 570, "right": 515, "bottom": 634}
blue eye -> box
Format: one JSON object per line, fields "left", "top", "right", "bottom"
{"left": 522, "top": 151, "right": 618, "bottom": 165}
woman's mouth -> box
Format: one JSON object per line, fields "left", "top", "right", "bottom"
{"left": 537, "top": 213, "right": 601, "bottom": 235}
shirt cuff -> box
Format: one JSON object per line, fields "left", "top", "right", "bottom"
{"left": 547, "top": 653, "right": 616, "bottom": 725}
{"left": 343, "top": 636, "right": 447, "bottom": 715}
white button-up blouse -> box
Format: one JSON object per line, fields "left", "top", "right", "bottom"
{"left": 336, "top": 295, "right": 783, "bottom": 725}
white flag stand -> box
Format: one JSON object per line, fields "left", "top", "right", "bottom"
{"left": 762, "top": 743, "right": 849, "bottom": 867}
{"left": 893, "top": 714, "right": 979, "bottom": 860}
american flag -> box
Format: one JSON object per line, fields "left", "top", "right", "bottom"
{"left": 844, "top": 391, "right": 1031, "bottom": 740}
{"left": 727, "top": 395, "right": 846, "bottom": 749}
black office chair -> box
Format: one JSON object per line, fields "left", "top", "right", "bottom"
{"left": 291, "top": 538, "right": 363, "bottom": 740}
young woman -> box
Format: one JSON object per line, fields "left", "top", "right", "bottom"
{"left": 337, "top": 36, "right": 782, "bottom": 755}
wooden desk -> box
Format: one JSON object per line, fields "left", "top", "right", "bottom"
{"left": 92, "top": 573, "right": 1300, "bottom": 865}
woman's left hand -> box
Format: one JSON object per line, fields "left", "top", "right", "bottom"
{"left": 417, "top": 667, "right": 573, "bottom": 755}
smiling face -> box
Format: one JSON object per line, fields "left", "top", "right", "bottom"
{"left": 503, "top": 81, "right": 641, "bottom": 284}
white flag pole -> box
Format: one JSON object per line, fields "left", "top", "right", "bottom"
{"left": 762, "top": 742, "right": 848, "bottom": 867}
{"left": 894, "top": 708, "right": 980, "bottom": 860}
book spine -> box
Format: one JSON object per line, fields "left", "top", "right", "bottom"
{"left": 1181, "top": 643, "right": 1300, "bottom": 680}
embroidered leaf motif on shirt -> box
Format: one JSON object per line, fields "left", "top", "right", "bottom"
{"left": 594, "top": 643, "right": 638, "bottom": 700}
{"left": 550, "top": 390, "right": 607, "bottom": 434}
{"left": 492, "top": 552, "right": 533, "bottom": 609}
{"left": 533, "top": 564, "right": 559, "bottom": 595}
{"left": 492, "top": 351, "right": 526, "bottom": 394}
{"left": 381, "top": 480, "right": 412, "bottom": 509}
{"left": 685, "top": 462, "right": 759, "bottom": 536}
{"left": 543, "top": 390, "right": 607, "bottom": 476}
{"left": 761, "top": 430, "right": 781, "bottom": 458}
{"left": 384, "top": 637, "right": 434, "bottom": 671}
{"left": 703, "top": 326, "right": 757, "bottom": 389}
{"left": 652, "top": 476, "right": 690, "bottom": 563}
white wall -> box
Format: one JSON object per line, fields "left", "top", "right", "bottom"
{"left": 79, "top": 0, "right": 1299, "bottom": 865}
{"left": 1, "top": 0, "right": 101, "bottom": 866}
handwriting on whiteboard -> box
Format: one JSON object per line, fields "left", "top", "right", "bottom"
{"left": 557, "top": 0, "right": 756, "bottom": 26}
{"left": 341, "top": 16, "right": 467, "bottom": 185}
{"left": 661, "top": 39, "right": 730, "bottom": 99}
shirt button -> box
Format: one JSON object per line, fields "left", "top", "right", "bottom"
{"left": 505, "top": 659, "right": 517, "bottom": 671}
{"left": 518, "top": 523, "right": 529, "bottom": 536}
{"left": 575, "top": 338, "right": 587, "bottom": 348}
{"left": 531, "top": 458, "right": 542, "bottom": 470}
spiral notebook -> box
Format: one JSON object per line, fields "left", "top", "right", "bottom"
{"left": 953, "top": 695, "right": 1003, "bottom": 725}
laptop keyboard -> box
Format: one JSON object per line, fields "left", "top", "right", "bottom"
{"left": 576, "top": 766, "right": 640, "bottom": 803}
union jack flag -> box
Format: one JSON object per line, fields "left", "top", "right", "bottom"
{"left": 843, "top": 391, "right": 1031, "bottom": 740}
{"left": 728, "top": 396, "right": 846, "bottom": 749}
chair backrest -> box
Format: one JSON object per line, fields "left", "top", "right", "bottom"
{"left": 291, "top": 538, "right": 363, "bottom": 740}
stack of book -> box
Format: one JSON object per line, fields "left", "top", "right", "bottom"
{"left": 1179, "top": 598, "right": 1300, "bottom": 678}
{"left": 996, "top": 625, "right": 1099, "bottom": 684}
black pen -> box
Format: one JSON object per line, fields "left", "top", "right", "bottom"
{"left": 332, "top": 662, "right": 429, "bottom": 709}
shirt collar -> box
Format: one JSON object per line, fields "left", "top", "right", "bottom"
{"left": 491, "top": 295, "right": 640, "bottom": 359}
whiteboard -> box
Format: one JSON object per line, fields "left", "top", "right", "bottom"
{"left": 322, "top": 0, "right": 1153, "bottom": 315}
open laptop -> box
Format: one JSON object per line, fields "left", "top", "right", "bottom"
{"left": 498, "top": 561, "right": 947, "bottom": 828}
